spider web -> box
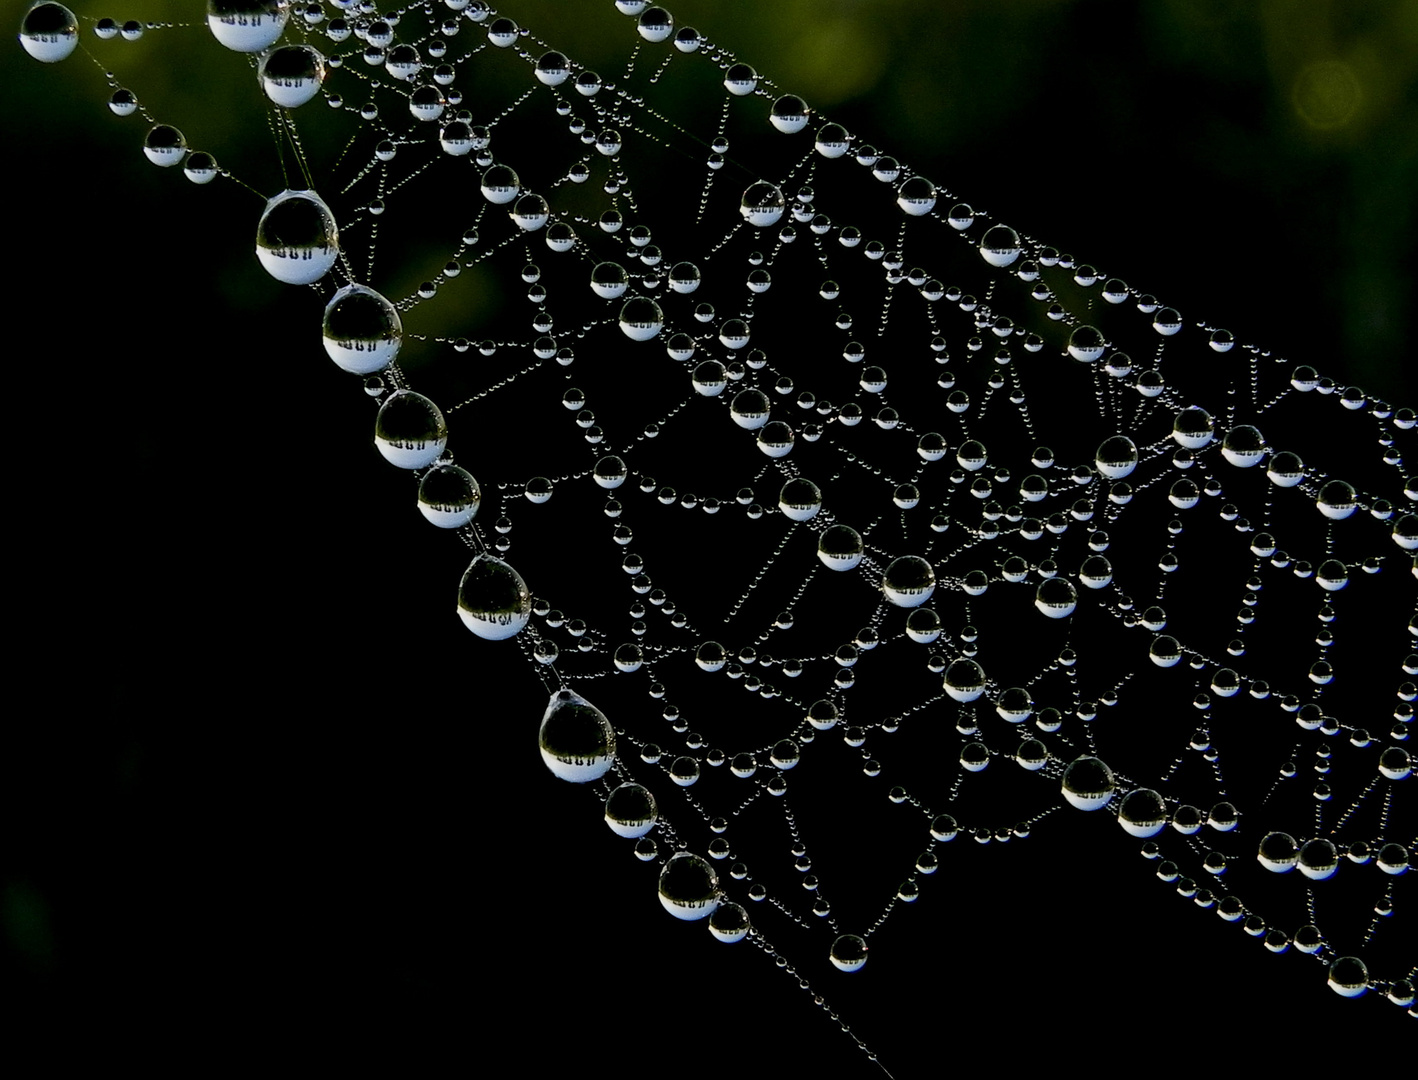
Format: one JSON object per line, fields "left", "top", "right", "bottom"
{"left": 8, "top": 0, "right": 1415, "bottom": 1070}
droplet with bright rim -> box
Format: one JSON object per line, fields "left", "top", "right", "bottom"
{"left": 778, "top": 478, "right": 822, "bottom": 521}
{"left": 255, "top": 189, "right": 338, "bottom": 285}
{"left": 322, "top": 284, "right": 401, "bottom": 374}
{"left": 1172, "top": 407, "right": 1214, "bottom": 449}
{"left": 1221, "top": 424, "right": 1266, "bottom": 467}
{"left": 1327, "top": 957, "right": 1368, "bottom": 998}
{"left": 708, "top": 902, "right": 750, "bottom": 942}
{"left": 1095, "top": 435, "right": 1138, "bottom": 479}
{"left": 740, "top": 181, "right": 786, "bottom": 227}
{"left": 208, "top": 0, "right": 288, "bottom": 53}
{"left": 417, "top": 464, "right": 480, "bottom": 529}
{"left": 769, "top": 94, "right": 809, "bottom": 133}
{"left": 896, "top": 175, "right": 937, "bottom": 216}
{"left": 1035, "top": 577, "right": 1077, "bottom": 619}
{"left": 539, "top": 688, "right": 615, "bottom": 782}
{"left": 979, "top": 225, "right": 1021, "bottom": 267}
{"left": 604, "top": 782, "right": 657, "bottom": 837}
{"left": 618, "top": 297, "right": 663, "bottom": 341}
{"left": 829, "top": 934, "right": 868, "bottom": 972}
{"left": 457, "top": 553, "right": 532, "bottom": 641}
{"left": 374, "top": 389, "right": 446, "bottom": 469}
{"left": 817, "top": 524, "right": 863, "bottom": 570}
{"left": 943, "top": 659, "right": 986, "bottom": 702}
{"left": 1316, "top": 479, "right": 1356, "bottom": 520}
{"left": 1118, "top": 789, "right": 1167, "bottom": 837}
{"left": 143, "top": 125, "right": 187, "bottom": 167}
{"left": 1067, "top": 325, "right": 1106, "bottom": 362}
{"left": 259, "top": 44, "right": 324, "bottom": 107}
{"left": 1061, "top": 755, "right": 1115, "bottom": 810}
{"left": 882, "top": 556, "right": 935, "bottom": 607}
{"left": 19, "top": 2, "right": 78, "bottom": 62}
{"left": 658, "top": 852, "right": 720, "bottom": 920}
{"left": 1297, "top": 838, "right": 1339, "bottom": 880}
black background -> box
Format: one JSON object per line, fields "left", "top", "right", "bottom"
{"left": 5, "top": 0, "right": 1414, "bottom": 1070}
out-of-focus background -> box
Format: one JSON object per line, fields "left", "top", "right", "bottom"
{"left": 4, "top": 0, "right": 1413, "bottom": 1068}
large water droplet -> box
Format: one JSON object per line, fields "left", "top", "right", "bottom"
{"left": 605, "top": 782, "right": 657, "bottom": 837}
{"left": 322, "top": 284, "right": 401, "bottom": 374}
{"left": 817, "top": 525, "right": 863, "bottom": 570}
{"left": 19, "top": 2, "right": 78, "bottom": 62}
{"left": 740, "top": 181, "right": 786, "bottom": 227}
{"left": 539, "top": 688, "right": 615, "bottom": 782}
{"left": 255, "top": 189, "right": 338, "bottom": 285}
{"left": 1061, "top": 756, "right": 1115, "bottom": 810}
{"left": 260, "top": 44, "right": 324, "bottom": 108}
{"left": 882, "top": 556, "right": 935, "bottom": 607}
{"left": 417, "top": 464, "right": 480, "bottom": 529}
{"left": 658, "top": 851, "right": 720, "bottom": 920}
{"left": 374, "top": 389, "right": 447, "bottom": 469}
{"left": 208, "top": 0, "right": 289, "bottom": 53}
{"left": 456, "top": 553, "right": 530, "bottom": 641}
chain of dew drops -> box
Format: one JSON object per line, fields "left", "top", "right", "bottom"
{"left": 20, "top": 0, "right": 1418, "bottom": 1064}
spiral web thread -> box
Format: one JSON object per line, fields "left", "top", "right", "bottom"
{"left": 20, "top": 0, "right": 1417, "bottom": 1063}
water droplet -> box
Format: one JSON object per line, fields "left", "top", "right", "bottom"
{"left": 374, "top": 389, "right": 447, "bottom": 469}
{"left": 605, "top": 782, "right": 657, "bottom": 837}
{"left": 1061, "top": 756, "right": 1115, "bottom": 810}
{"left": 19, "top": 2, "right": 78, "bottom": 63}
{"left": 255, "top": 189, "right": 338, "bottom": 285}
{"left": 208, "top": 0, "right": 288, "bottom": 53}
{"left": 658, "top": 851, "right": 720, "bottom": 920}
{"left": 829, "top": 933, "right": 868, "bottom": 972}
{"left": 817, "top": 524, "right": 863, "bottom": 570}
{"left": 539, "top": 688, "right": 615, "bottom": 781}
{"left": 741, "top": 181, "right": 786, "bottom": 227}
{"left": 260, "top": 44, "right": 325, "bottom": 108}
{"left": 417, "top": 464, "right": 480, "bottom": 528}
{"left": 322, "top": 284, "right": 401, "bottom": 374}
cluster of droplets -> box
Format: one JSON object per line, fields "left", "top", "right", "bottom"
{"left": 25, "top": 0, "right": 1416, "bottom": 1054}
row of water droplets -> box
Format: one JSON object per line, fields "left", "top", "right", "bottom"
{"left": 22, "top": 0, "right": 1415, "bottom": 1051}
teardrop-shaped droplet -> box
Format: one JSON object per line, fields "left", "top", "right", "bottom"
{"left": 539, "top": 688, "right": 615, "bottom": 782}
{"left": 457, "top": 553, "right": 531, "bottom": 641}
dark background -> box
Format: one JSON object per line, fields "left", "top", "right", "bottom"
{"left": 5, "top": 0, "right": 1414, "bottom": 1069}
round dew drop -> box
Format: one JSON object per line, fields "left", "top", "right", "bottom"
{"left": 322, "top": 284, "right": 402, "bottom": 374}
{"left": 882, "top": 556, "right": 936, "bottom": 607}
{"left": 658, "top": 852, "right": 720, "bottom": 921}
{"left": 417, "top": 464, "right": 480, "bottom": 529}
{"left": 1061, "top": 756, "right": 1115, "bottom": 810}
{"left": 208, "top": 0, "right": 289, "bottom": 53}
{"left": 374, "top": 390, "right": 446, "bottom": 470}
{"left": 817, "top": 525, "right": 864, "bottom": 571}
{"left": 979, "top": 225, "right": 1022, "bottom": 268}
{"left": 830, "top": 934, "right": 868, "bottom": 972}
{"left": 604, "top": 782, "right": 657, "bottom": 837}
{"left": 539, "top": 688, "right": 615, "bottom": 782}
{"left": 618, "top": 297, "right": 664, "bottom": 341}
{"left": 260, "top": 44, "right": 325, "bottom": 108}
{"left": 255, "top": 190, "right": 338, "bottom": 285}
{"left": 19, "top": 2, "right": 79, "bottom": 63}
{"left": 458, "top": 553, "right": 532, "bottom": 642}
{"left": 143, "top": 125, "right": 188, "bottom": 168}
{"left": 741, "top": 181, "right": 786, "bottom": 227}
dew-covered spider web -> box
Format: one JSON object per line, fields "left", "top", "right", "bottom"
{"left": 13, "top": 0, "right": 1416, "bottom": 1068}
